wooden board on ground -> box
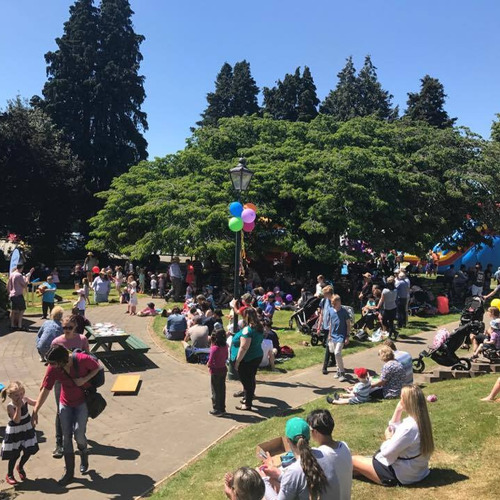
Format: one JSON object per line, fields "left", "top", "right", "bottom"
{"left": 111, "top": 374, "right": 141, "bottom": 394}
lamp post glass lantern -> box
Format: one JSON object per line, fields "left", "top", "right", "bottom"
{"left": 229, "top": 157, "right": 253, "bottom": 336}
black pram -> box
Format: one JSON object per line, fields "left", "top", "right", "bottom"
{"left": 288, "top": 296, "right": 321, "bottom": 335}
{"left": 412, "top": 322, "right": 476, "bottom": 373}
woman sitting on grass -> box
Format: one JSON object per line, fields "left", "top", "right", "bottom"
{"left": 352, "top": 384, "right": 434, "bottom": 487}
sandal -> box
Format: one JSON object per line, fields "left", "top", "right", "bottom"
{"left": 235, "top": 405, "right": 253, "bottom": 411}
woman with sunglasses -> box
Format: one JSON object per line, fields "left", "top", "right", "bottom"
{"left": 48, "top": 316, "right": 90, "bottom": 460}
{"left": 32, "top": 344, "right": 101, "bottom": 485}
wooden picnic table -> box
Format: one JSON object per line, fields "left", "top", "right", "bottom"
{"left": 85, "top": 326, "right": 150, "bottom": 357}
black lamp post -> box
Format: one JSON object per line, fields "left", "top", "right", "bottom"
{"left": 229, "top": 157, "right": 253, "bottom": 333}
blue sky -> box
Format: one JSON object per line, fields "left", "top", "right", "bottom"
{"left": 1, "top": 1, "right": 498, "bottom": 159}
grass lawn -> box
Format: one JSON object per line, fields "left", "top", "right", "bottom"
{"left": 149, "top": 374, "right": 500, "bottom": 500}
{"left": 152, "top": 309, "right": 461, "bottom": 373}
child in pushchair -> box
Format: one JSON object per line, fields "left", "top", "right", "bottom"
{"left": 471, "top": 318, "right": 500, "bottom": 362}
{"left": 353, "top": 294, "right": 380, "bottom": 333}
{"left": 412, "top": 323, "right": 476, "bottom": 373}
{"left": 460, "top": 295, "right": 486, "bottom": 348}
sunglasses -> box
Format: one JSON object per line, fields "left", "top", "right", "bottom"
{"left": 63, "top": 325, "right": 75, "bottom": 331}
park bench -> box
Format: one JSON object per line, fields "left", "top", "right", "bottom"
{"left": 124, "top": 335, "right": 150, "bottom": 354}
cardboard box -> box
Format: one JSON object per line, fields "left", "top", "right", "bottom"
{"left": 256, "top": 436, "right": 291, "bottom": 467}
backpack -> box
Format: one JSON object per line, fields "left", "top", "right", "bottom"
{"left": 279, "top": 345, "right": 295, "bottom": 358}
{"left": 72, "top": 350, "right": 105, "bottom": 388}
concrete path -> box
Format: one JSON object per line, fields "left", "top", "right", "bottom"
{"left": 0, "top": 300, "right": 455, "bottom": 499}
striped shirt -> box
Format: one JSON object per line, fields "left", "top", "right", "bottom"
{"left": 350, "top": 380, "right": 371, "bottom": 404}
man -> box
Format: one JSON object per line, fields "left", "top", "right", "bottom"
{"left": 453, "top": 265, "right": 468, "bottom": 305}
{"left": 383, "top": 339, "right": 413, "bottom": 386}
{"left": 395, "top": 272, "right": 410, "bottom": 329}
{"left": 40, "top": 275, "right": 57, "bottom": 319}
{"left": 168, "top": 257, "right": 183, "bottom": 302}
{"left": 7, "top": 264, "right": 34, "bottom": 331}
{"left": 329, "top": 294, "right": 351, "bottom": 382}
{"left": 185, "top": 315, "right": 210, "bottom": 348}
{"left": 317, "top": 285, "right": 336, "bottom": 375}
{"left": 471, "top": 263, "right": 485, "bottom": 297}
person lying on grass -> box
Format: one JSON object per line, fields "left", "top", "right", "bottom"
{"left": 137, "top": 302, "right": 158, "bottom": 317}
{"left": 326, "top": 367, "right": 371, "bottom": 405}
{"left": 352, "top": 384, "right": 434, "bottom": 487}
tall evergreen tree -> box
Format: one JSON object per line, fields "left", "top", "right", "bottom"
{"left": 263, "top": 66, "right": 318, "bottom": 122}
{"left": 198, "top": 63, "right": 234, "bottom": 127}
{"left": 357, "top": 55, "right": 397, "bottom": 120}
{"left": 405, "top": 75, "right": 456, "bottom": 128}
{"left": 491, "top": 113, "right": 500, "bottom": 142}
{"left": 231, "top": 60, "right": 260, "bottom": 117}
{"left": 93, "top": 0, "right": 148, "bottom": 191}
{"left": 297, "top": 66, "right": 319, "bottom": 122}
{"left": 320, "top": 56, "right": 359, "bottom": 120}
{"left": 40, "top": 0, "right": 148, "bottom": 223}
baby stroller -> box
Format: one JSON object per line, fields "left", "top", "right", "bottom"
{"left": 408, "top": 286, "right": 433, "bottom": 316}
{"left": 289, "top": 296, "right": 321, "bottom": 335}
{"left": 459, "top": 295, "right": 485, "bottom": 348}
{"left": 412, "top": 323, "right": 476, "bottom": 373}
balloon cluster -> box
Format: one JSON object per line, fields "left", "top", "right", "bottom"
{"left": 228, "top": 202, "right": 257, "bottom": 233}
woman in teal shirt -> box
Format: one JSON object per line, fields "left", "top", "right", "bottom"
{"left": 235, "top": 308, "right": 263, "bottom": 411}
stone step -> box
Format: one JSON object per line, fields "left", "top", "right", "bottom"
{"left": 433, "top": 369, "right": 454, "bottom": 380}
{"left": 452, "top": 370, "right": 471, "bottom": 379}
{"left": 471, "top": 363, "right": 492, "bottom": 372}
{"left": 490, "top": 364, "right": 500, "bottom": 373}
{"left": 469, "top": 370, "right": 488, "bottom": 377}
{"left": 422, "top": 374, "right": 441, "bottom": 384}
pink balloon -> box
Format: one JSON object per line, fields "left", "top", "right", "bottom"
{"left": 241, "top": 208, "right": 256, "bottom": 223}
{"left": 243, "top": 221, "right": 255, "bottom": 232}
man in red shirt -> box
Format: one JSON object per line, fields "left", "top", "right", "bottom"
{"left": 32, "top": 345, "right": 101, "bottom": 485}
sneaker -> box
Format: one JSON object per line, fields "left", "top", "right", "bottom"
{"left": 338, "top": 374, "right": 347, "bottom": 382}
{"left": 322, "top": 369, "right": 328, "bottom": 375}
{"left": 233, "top": 390, "right": 245, "bottom": 398}
{"left": 333, "top": 373, "right": 340, "bottom": 379}
{"left": 52, "top": 444, "right": 64, "bottom": 459}
{"left": 209, "top": 410, "right": 222, "bottom": 416}
{"left": 326, "top": 392, "right": 339, "bottom": 404}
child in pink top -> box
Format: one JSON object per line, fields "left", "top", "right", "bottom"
{"left": 207, "top": 326, "right": 228, "bottom": 417}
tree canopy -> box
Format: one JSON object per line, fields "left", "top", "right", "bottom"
{"left": 88, "top": 115, "right": 495, "bottom": 264}
{"left": 0, "top": 99, "right": 82, "bottom": 257}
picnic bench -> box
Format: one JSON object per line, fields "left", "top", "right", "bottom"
{"left": 85, "top": 326, "right": 150, "bottom": 357}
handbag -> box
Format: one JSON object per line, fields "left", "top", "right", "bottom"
{"left": 64, "top": 356, "right": 107, "bottom": 419}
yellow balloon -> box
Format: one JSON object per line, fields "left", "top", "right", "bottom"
{"left": 491, "top": 299, "right": 500, "bottom": 309}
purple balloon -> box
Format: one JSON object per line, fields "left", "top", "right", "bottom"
{"left": 241, "top": 208, "right": 256, "bottom": 223}
{"left": 286, "top": 294, "right": 293, "bottom": 302}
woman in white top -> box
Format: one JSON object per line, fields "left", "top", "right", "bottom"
{"left": 352, "top": 384, "right": 434, "bottom": 486}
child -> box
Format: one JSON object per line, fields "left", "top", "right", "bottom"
{"left": 138, "top": 302, "right": 158, "bottom": 317}
{"left": 185, "top": 283, "right": 194, "bottom": 302}
{"left": 327, "top": 367, "right": 371, "bottom": 405}
{"left": 128, "top": 281, "right": 138, "bottom": 315}
{"left": 82, "top": 278, "right": 91, "bottom": 306}
{"left": 1, "top": 382, "right": 39, "bottom": 485}
{"left": 150, "top": 275, "right": 158, "bottom": 298}
{"left": 74, "top": 289, "right": 86, "bottom": 316}
{"left": 472, "top": 319, "right": 500, "bottom": 359}
{"left": 114, "top": 266, "right": 123, "bottom": 295}
{"left": 158, "top": 274, "right": 165, "bottom": 298}
{"left": 207, "top": 326, "right": 228, "bottom": 417}
{"left": 120, "top": 287, "right": 130, "bottom": 305}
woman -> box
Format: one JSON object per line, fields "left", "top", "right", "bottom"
{"left": 224, "top": 467, "right": 265, "bottom": 500}
{"left": 234, "top": 308, "right": 263, "bottom": 411}
{"left": 352, "top": 384, "right": 434, "bottom": 486}
{"left": 32, "top": 345, "right": 101, "bottom": 485}
{"left": 50, "top": 315, "right": 90, "bottom": 459}
{"left": 377, "top": 276, "right": 398, "bottom": 339}
{"left": 36, "top": 306, "right": 64, "bottom": 360}
{"left": 370, "top": 346, "right": 406, "bottom": 400}
{"left": 260, "top": 417, "right": 338, "bottom": 499}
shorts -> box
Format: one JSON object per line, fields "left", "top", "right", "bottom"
{"left": 372, "top": 456, "right": 401, "bottom": 486}
{"left": 10, "top": 295, "right": 26, "bottom": 311}
{"left": 474, "top": 334, "right": 487, "bottom": 344}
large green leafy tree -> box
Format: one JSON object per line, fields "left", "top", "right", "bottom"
{"left": 88, "top": 115, "right": 486, "bottom": 265}
{"left": 39, "top": 0, "right": 148, "bottom": 223}
{"left": 0, "top": 99, "right": 82, "bottom": 258}
{"left": 263, "top": 67, "right": 319, "bottom": 122}
{"left": 405, "top": 75, "right": 456, "bottom": 128}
